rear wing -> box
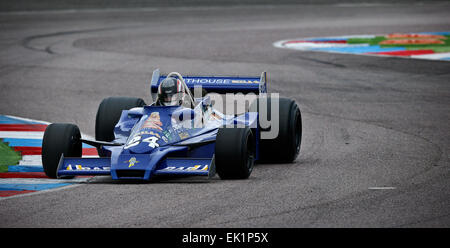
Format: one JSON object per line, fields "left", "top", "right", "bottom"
{"left": 150, "top": 69, "right": 267, "bottom": 100}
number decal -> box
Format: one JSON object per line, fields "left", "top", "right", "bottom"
{"left": 143, "top": 136, "right": 159, "bottom": 148}
{"left": 124, "top": 135, "right": 159, "bottom": 149}
{"left": 124, "top": 135, "right": 141, "bottom": 149}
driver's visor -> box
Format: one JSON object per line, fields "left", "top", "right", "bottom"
{"left": 162, "top": 92, "right": 184, "bottom": 106}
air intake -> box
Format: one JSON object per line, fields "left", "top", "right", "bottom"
{"left": 116, "top": 170, "right": 145, "bottom": 178}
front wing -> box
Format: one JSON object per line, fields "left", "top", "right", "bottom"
{"left": 57, "top": 154, "right": 215, "bottom": 180}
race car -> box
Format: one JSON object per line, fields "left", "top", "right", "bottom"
{"left": 41, "top": 69, "right": 302, "bottom": 181}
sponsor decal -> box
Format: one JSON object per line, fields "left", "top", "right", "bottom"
{"left": 161, "top": 130, "right": 173, "bottom": 143}
{"left": 185, "top": 78, "right": 231, "bottom": 84}
{"left": 142, "top": 112, "right": 163, "bottom": 131}
{"left": 162, "top": 164, "right": 208, "bottom": 171}
{"left": 231, "top": 80, "right": 259, "bottom": 84}
{"left": 65, "top": 164, "right": 110, "bottom": 171}
{"left": 178, "top": 132, "right": 190, "bottom": 139}
{"left": 125, "top": 157, "right": 139, "bottom": 168}
{"left": 183, "top": 78, "right": 260, "bottom": 84}
{"left": 171, "top": 120, "right": 184, "bottom": 131}
{"left": 135, "top": 130, "right": 161, "bottom": 138}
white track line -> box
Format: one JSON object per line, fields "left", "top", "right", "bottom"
{"left": 4, "top": 114, "right": 51, "bottom": 125}
{"left": 18, "top": 155, "right": 42, "bottom": 166}
{"left": 0, "top": 184, "right": 82, "bottom": 201}
{"left": 0, "top": 131, "right": 44, "bottom": 139}
{"left": 368, "top": 187, "right": 396, "bottom": 190}
{"left": 411, "top": 52, "right": 450, "bottom": 60}
{"left": 0, "top": 178, "right": 91, "bottom": 184}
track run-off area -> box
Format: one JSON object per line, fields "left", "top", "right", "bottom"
{"left": 0, "top": 115, "right": 96, "bottom": 198}
{"left": 0, "top": 2, "right": 449, "bottom": 227}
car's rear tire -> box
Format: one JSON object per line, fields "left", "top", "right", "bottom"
{"left": 95, "top": 97, "right": 146, "bottom": 156}
{"left": 42, "top": 123, "right": 82, "bottom": 179}
{"left": 249, "top": 97, "right": 302, "bottom": 163}
{"left": 215, "top": 127, "right": 255, "bottom": 179}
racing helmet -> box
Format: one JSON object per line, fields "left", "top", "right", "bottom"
{"left": 157, "top": 77, "right": 188, "bottom": 106}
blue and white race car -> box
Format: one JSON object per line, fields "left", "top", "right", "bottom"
{"left": 42, "top": 69, "right": 302, "bottom": 181}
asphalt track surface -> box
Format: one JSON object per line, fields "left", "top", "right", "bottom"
{"left": 0, "top": 3, "right": 449, "bottom": 227}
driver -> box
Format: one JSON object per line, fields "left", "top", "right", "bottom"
{"left": 156, "top": 77, "right": 191, "bottom": 107}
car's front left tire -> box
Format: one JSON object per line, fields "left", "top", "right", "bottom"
{"left": 215, "top": 126, "right": 255, "bottom": 179}
{"left": 42, "top": 123, "right": 82, "bottom": 178}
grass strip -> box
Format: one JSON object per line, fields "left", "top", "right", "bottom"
{"left": 0, "top": 139, "right": 22, "bottom": 172}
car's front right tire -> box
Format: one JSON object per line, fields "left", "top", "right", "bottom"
{"left": 95, "top": 96, "right": 146, "bottom": 142}
{"left": 95, "top": 96, "right": 146, "bottom": 156}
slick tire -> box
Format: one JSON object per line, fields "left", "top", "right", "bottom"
{"left": 249, "top": 97, "right": 302, "bottom": 163}
{"left": 215, "top": 127, "right": 255, "bottom": 179}
{"left": 42, "top": 123, "right": 82, "bottom": 179}
{"left": 95, "top": 97, "right": 146, "bottom": 155}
